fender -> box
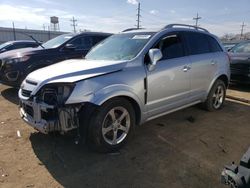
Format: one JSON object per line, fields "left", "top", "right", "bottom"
{"left": 66, "top": 83, "right": 145, "bottom": 114}
{"left": 206, "top": 73, "right": 229, "bottom": 97}
{"left": 94, "top": 84, "right": 144, "bottom": 106}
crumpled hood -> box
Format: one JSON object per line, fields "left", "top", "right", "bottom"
{"left": 22, "top": 59, "right": 127, "bottom": 95}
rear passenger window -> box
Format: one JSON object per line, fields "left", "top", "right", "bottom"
{"left": 185, "top": 32, "right": 210, "bottom": 55}
{"left": 207, "top": 36, "right": 223, "bottom": 52}
{"left": 155, "top": 34, "right": 185, "bottom": 60}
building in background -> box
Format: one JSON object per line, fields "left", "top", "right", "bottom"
{"left": 0, "top": 27, "right": 68, "bottom": 44}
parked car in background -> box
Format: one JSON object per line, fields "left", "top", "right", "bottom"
{"left": 223, "top": 42, "right": 238, "bottom": 51}
{"left": 19, "top": 24, "right": 230, "bottom": 152}
{"left": 0, "top": 40, "right": 40, "bottom": 54}
{"left": 0, "top": 32, "right": 112, "bottom": 87}
{"left": 229, "top": 40, "right": 250, "bottom": 84}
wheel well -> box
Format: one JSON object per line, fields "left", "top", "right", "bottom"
{"left": 106, "top": 96, "right": 141, "bottom": 125}
{"left": 217, "top": 75, "right": 229, "bottom": 88}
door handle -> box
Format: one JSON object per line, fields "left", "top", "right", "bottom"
{"left": 183, "top": 65, "right": 191, "bottom": 72}
{"left": 211, "top": 60, "right": 217, "bottom": 65}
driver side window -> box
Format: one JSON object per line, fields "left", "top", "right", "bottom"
{"left": 155, "top": 34, "right": 185, "bottom": 60}
{"left": 68, "top": 36, "right": 93, "bottom": 50}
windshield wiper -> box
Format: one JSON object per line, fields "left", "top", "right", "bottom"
{"left": 15, "top": 31, "right": 45, "bottom": 49}
{"left": 28, "top": 35, "right": 45, "bottom": 49}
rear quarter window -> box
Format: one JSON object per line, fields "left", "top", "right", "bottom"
{"left": 207, "top": 36, "right": 223, "bottom": 52}
{"left": 185, "top": 32, "right": 210, "bottom": 55}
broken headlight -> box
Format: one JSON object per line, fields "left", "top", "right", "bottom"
{"left": 39, "top": 83, "right": 75, "bottom": 105}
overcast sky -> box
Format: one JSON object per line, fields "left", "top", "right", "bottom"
{"left": 0, "top": 0, "right": 249, "bottom": 36}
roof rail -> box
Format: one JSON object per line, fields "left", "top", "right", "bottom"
{"left": 163, "top": 24, "right": 209, "bottom": 33}
{"left": 122, "top": 28, "right": 145, "bottom": 32}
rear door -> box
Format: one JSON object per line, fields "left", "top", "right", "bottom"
{"left": 146, "top": 32, "right": 191, "bottom": 117}
{"left": 184, "top": 32, "right": 220, "bottom": 101}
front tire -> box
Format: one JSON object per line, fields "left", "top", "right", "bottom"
{"left": 87, "top": 98, "right": 135, "bottom": 153}
{"left": 202, "top": 79, "right": 226, "bottom": 111}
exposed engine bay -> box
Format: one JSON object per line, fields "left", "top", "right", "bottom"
{"left": 19, "top": 85, "right": 82, "bottom": 134}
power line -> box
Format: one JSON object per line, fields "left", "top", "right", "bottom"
{"left": 136, "top": 2, "right": 141, "bottom": 29}
{"left": 240, "top": 22, "right": 246, "bottom": 39}
{"left": 193, "top": 13, "right": 202, "bottom": 28}
{"left": 70, "top": 16, "right": 77, "bottom": 33}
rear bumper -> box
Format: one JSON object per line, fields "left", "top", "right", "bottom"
{"left": 230, "top": 73, "right": 250, "bottom": 84}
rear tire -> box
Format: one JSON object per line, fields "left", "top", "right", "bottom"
{"left": 87, "top": 98, "right": 135, "bottom": 153}
{"left": 202, "top": 79, "right": 226, "bottom": 111}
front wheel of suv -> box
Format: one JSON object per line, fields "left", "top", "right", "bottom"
{"left": 202, "top": 79, "right": 226, "bottom": 111}
{"left": 87, "top": 98, "right": 135, "bottom": 153}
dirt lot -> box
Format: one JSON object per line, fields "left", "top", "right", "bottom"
{"left": 0, "top": 84, "right": 249, "bottom": 188}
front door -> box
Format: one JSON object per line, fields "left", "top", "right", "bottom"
{"left": 146, "top": 33, "right": 191, "bottom": 117}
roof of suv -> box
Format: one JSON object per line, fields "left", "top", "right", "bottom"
{"left": 122, "top": 24, "right": 210, "bottom": 36}
{"left": 71, "top": 31, "right": 113, "bottom": 37}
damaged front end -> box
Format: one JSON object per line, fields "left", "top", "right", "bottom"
{"left": 19, "top": 83, "right": 82, "bottom": 134}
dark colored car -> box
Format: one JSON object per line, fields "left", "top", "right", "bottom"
{"left": 0, "top": 32, "right": 112, "bottom": 87}
{"left": 229, "top": 40, "right": 250, "bottom": 84}
{"left": 0, "top": 40, "right": 40, "bottom": 54}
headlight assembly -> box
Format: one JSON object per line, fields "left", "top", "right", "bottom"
{"left": 5, "top": 56, "right": 30, "bottom": 65}
{"left": 39, "top": 83, "right": 75, "bottom": 105}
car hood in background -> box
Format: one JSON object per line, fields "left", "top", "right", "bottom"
{"left": 229, "top": 52, "right": 250, "bottom": 64}
{"left": 0, "top": 47, "right": 54, "bottom": 59}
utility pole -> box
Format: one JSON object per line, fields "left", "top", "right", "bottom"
{"left": 48, "top": 26, "right": 51, "bottom": 40}
{"left": 43, "top": 24, "right": 46, "bottom": 31}
{"left": 193, "top": 13, "right": 202, "bottom": 28}
{"left": 12, "top": 22, "right": 16, "bottom": 41}
{"left": 136, "top": 2, "right": 141, "bottom": 29}
{"left": 240, "top": 22, "right": 246, "bottom": 39}
{"left": 70, "top": 16, "right": 77, "bottom": 33}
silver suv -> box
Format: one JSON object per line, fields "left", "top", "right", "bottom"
{"left": 19, "top": 24, "right": 230, "bottom": 152}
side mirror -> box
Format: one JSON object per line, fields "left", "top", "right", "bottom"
{"left": 148, "top": 48, "right": 162, "bottom": 71}
{"left": 64, "top": 43, "right": 76, "bottom": 51}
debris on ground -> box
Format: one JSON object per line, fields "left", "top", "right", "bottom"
{"left": 217, "top": 143, "right": 227, "bottom": 153}
{"left": 186, "top": 116, "right": 196, "bottom": 123}
{"left": 26, "top": 184, "right": 35, "bottom": 187}
{"left": 156, "top": 123, "right": 165, "bottom": 127}
{"left": 17, "top": 130, "right": 21, "bottom": 138}
{"left": 108, "top": 151, "right": 121, "bottom": 156}
{"left": 199, "top": 139, "right": 209, "bottom": 147}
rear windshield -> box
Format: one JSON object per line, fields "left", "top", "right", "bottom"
{"left": 231, "top": 42, "right": 250, "bottom": 53}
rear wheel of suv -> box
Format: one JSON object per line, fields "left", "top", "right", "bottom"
{"left": 202, "top": 79, "right": 226, "bottom": 111}
{"left": 87, "top": 98, "right": 135, "bottom": 153}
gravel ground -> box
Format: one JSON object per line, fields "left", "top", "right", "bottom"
{"left": 0, "top": 84, "right": 249, "bottom": 188}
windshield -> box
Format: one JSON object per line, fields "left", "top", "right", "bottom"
{"left": 42, "top": 34, "right": 74, "bottom": 49}
{"left": 231, "top": 42, "right": 250, "bottom": 53}
{"left": 0, "top": 42, "right": 11, "bottom": 50}
{"left": 86, "top": 33, "right": 154, "bottom": 61}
